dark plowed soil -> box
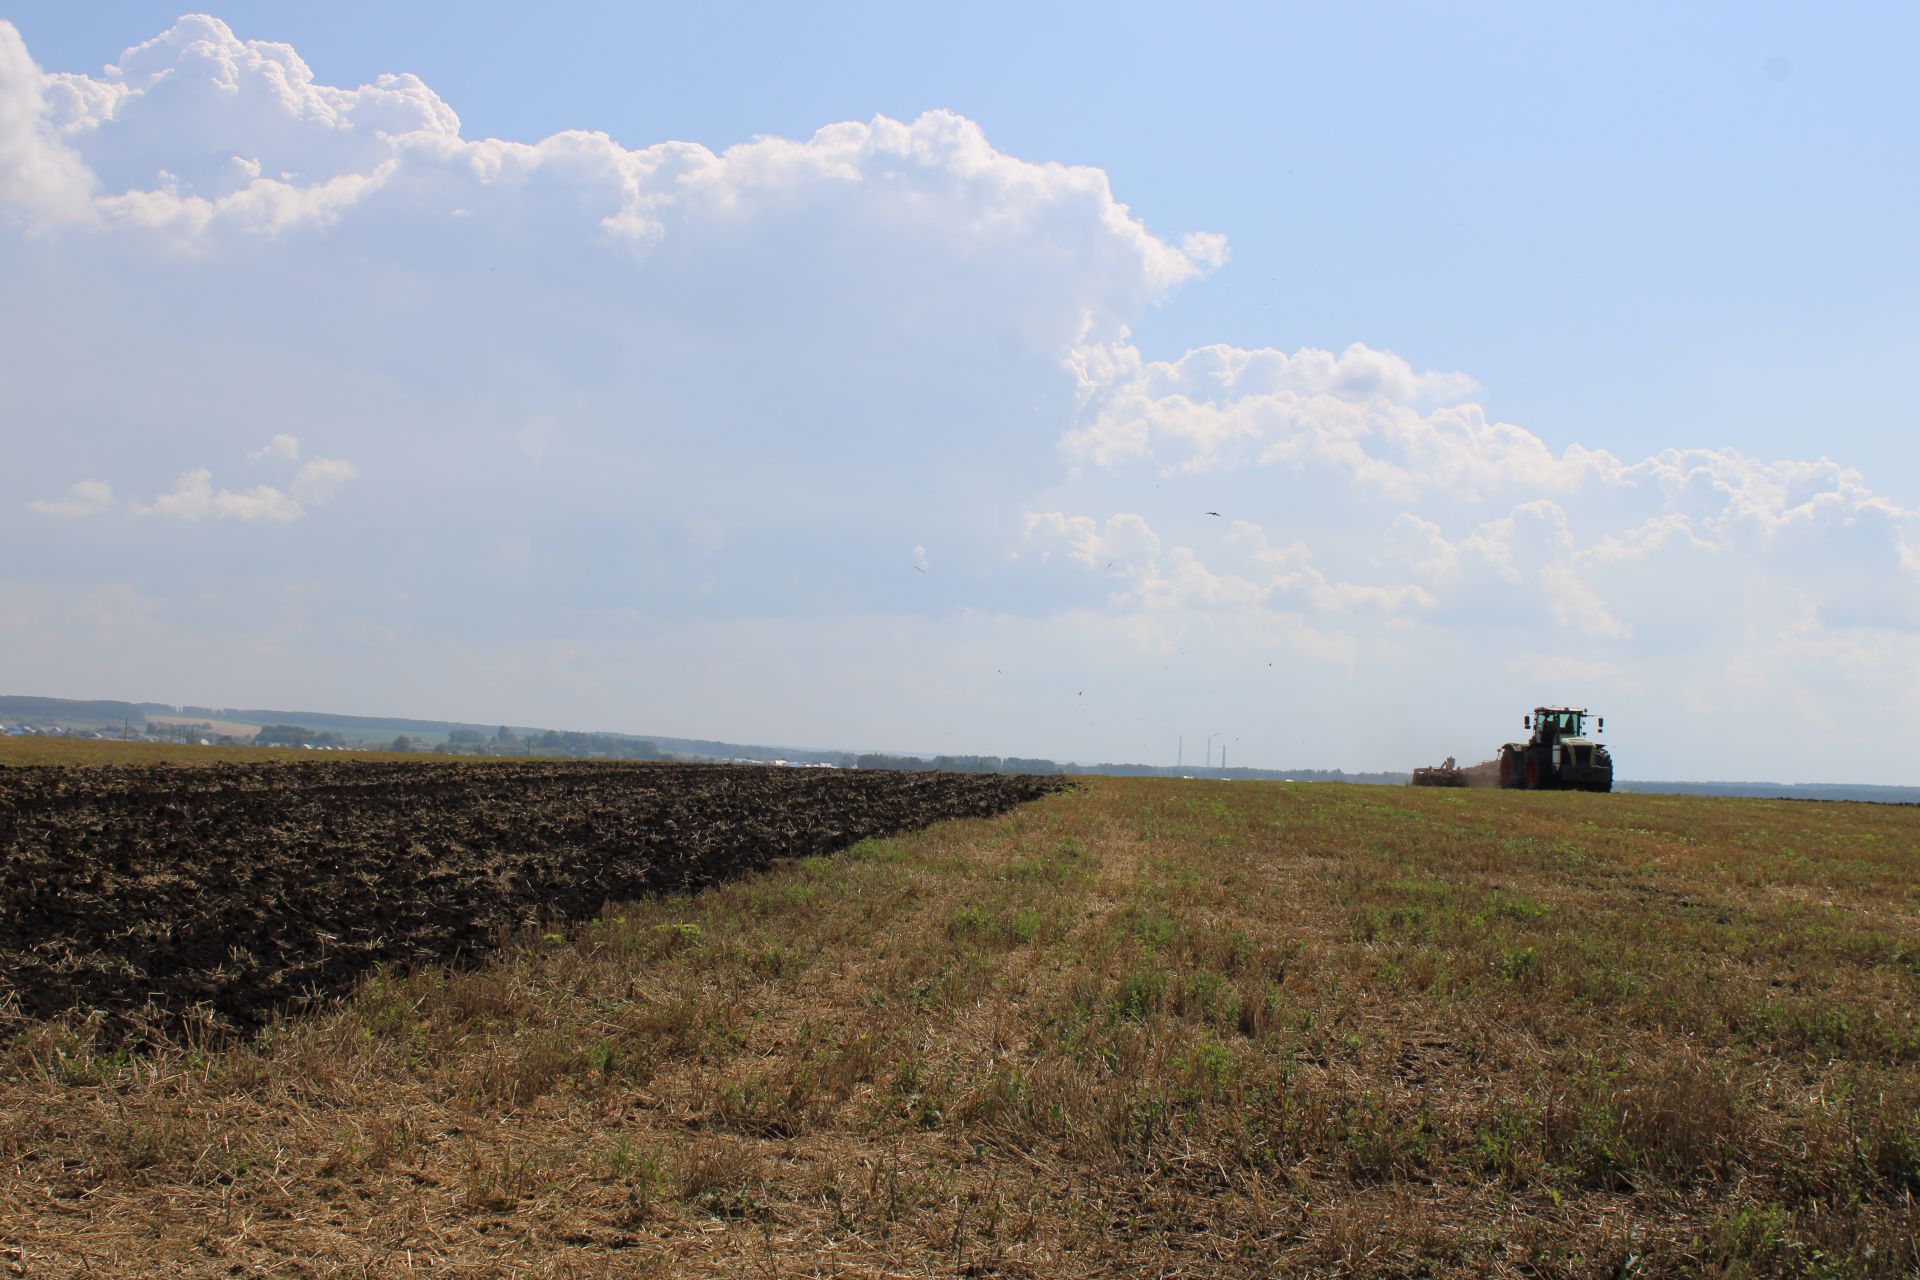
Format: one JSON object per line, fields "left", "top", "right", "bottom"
{"left": 0, "top": 761, "right": 1067, "bottom": 1040}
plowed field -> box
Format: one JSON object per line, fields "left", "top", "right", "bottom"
{"left": 0, "top": 761, "right": 1065, "bottom": 1039}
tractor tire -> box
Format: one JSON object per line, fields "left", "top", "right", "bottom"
{"left": 1525, "top": 755, "right": 1541, "bottom": 789}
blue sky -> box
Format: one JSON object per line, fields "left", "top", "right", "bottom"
{"left": 2, "top": 5, "right": 1917, "bottom": 779}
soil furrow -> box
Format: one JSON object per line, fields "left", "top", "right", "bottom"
{"left": 0, "top": 761, "right": 1067, "bottom": 1039}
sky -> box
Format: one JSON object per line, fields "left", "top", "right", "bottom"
{"left": 1, "top": 4, "right": 1916, "bottom": 781}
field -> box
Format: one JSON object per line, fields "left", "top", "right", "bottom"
{"left": 2, "top": 772, "right": 1918, "bottom": 1277}
{"left": 140, "top": 714, "right": 268, "bottom": 740}
{"left": 0, "top": 761, "right": 1063, "bottom": 1040}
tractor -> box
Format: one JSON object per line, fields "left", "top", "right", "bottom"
{"left": 1498, "top": 707, "right": 1612, "bottom": 792}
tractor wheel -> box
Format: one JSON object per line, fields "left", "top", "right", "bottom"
{"left": 1525, "top": 755, "right": 1541, "bottom": 789}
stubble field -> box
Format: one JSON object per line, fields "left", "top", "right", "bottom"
{"left": 2, "top": 764, "right": 1917, "bottom": 1277}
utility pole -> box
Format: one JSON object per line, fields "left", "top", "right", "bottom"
{"left": 1177, "top": 735, "right": 1183, "bottom": 768}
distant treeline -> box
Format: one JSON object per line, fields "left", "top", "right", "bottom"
{"left": 255, "top": 724, "right": 350, "bottom": 748}
{"left": 847, "top": 753, "right": 1404, "bottom": 784}
{"left": 1070, "top": 764, "right": 1408, "bottom": 785}
{"left": 429, "top": 728, "right": 667, "bottom": 760}
{"left": 851, "top": 753, "right": 1060, "bottom": 773}
{"left": 642, "top": 736, "right": 847, "bottom": 765}
{"left": 1616, "top": 780, "right": 1920, "bottom": 804}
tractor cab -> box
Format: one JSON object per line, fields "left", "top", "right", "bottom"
{"left": 1526, "top": 707, "right": 1593, "bottom": 743}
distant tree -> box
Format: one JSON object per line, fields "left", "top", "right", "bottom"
{"left": 390, "top": 735, "right": 414, "bottom": 752}
{"left": 495, "top": 725, "right": 516, "bottom": 743}
{"left": 446, "top": 729, "right": 486, "bottom": 746}
{"left": 856, "top": 753, "right": 929, "bottom": 771}
{"left": 933, "top": 755, "right": 1004, "bottom": 773}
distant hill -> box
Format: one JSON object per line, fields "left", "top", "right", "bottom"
{"left": 0, "top": 697, "right": 483, "bottom": 740}
{"left": 171, "top": 707, "right": 850, "bottom": 762}
{"left": 0, "top": 695, "right": 889, "bottom": 764}
{"left": 0, "top": 696, "right": 153, "bottom": 725}
{"left": 207, "top": 707, "right": 473, "bottom": 735}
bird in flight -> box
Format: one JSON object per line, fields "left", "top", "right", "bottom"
{"left": 912, "top": 565, "right": 926, "bottom": 573}
{"left": 1204, "top": 511, "right": 1221, "bottom": 517}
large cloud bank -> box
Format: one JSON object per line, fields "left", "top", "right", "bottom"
{"left": 1, "top": 15, "right": 1914, "bottom": 781}
{"left": 7, "top": 16, "right": 1219, "bottom": 292}
{"left": 1049, "top": 335, "right": 1918, "bottom": 639}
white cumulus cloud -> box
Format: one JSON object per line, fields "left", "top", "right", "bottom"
{"left": 25, "top": 478, "right": 112, "bottom": 517}
{"left": 0, "top": 22, "right": 95, "bottom": 228}
{"left": 1064, "top": 336, "right": 1600, "bottom": 499}
{"left": 1022, "top": 511, "right": 1162, "bottom": 570}
{"left": 1, "top": 12, "right": 1222, "bottom": 318}
{"left": 1058, "top": 333, "right": 1920, "bottom": 643}
{"left": 129, "top": 450, "right": 354, "bottom": 523}
{"left": 290, "top": 456, "right": 355, "bottom": 505}
{"left": 1025, "top": 511, "right": 1434, "bottom": 615}
{"left": 136, "top": 468, "right": 303, "bottom": 522}
{"left": 249, "top": 433, "right": 299, "bottom": 462}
